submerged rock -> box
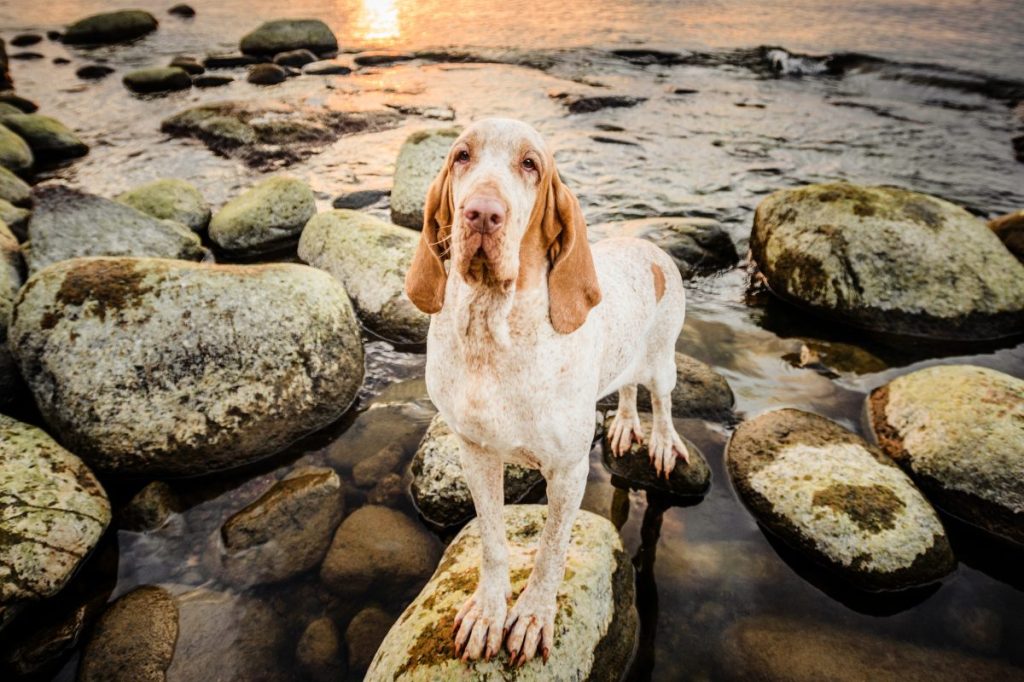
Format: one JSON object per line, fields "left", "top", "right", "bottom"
{"left": 203, "top": 52, "right": 258, "bottom": 69}
{"left": 988, "top": 209, "right": 1024, "bottom": 262}
{"left": 0, "top": 415, "right": 111, "bottom": 621}
{"left": 366, "top": 505, "right": 637, "bottom": 681}
{"left": 0, "top": 113, "right": 87, "bottom": 161}
{"left": 868, "top": 365, "right": 1024, "bottom": 546}
{"left": 297, "top": 617, "right": 345, "bottom": 682}
{"left": 601, "top": 413, "right": 711, "bottom": 497}
{"left": 239, "top": 19, "right": 338, "bottom": 56}
{"left": 123, "top": 66, "right": 192, "bottom": 93}
{"left": 9, "top": 258, "right": 364, "bottom": 477}
{"left": 209, "top": 175, "right": 315, "bottom": 255}
{"left": 117, "top": 178, "right": 211, "bottom": 232}
{"left": 391, "top": 128, "right": 459, "bottom": 229}
{"left": 0, "top": 165, "right": 30, "bottom": 205}
{"left": 247, "top": 63, "right": 288, "bottom": 85}
{"left": 783, "top": 338, "right": 888, "bottom": 377}
{"left": 354, "top": 50, "right": 415, "bottom": 66}
{"left": 726, "top": 408, "right": 955, "bottom": 591}
{"left": 410, "top": 414, "right": 545, "bottom": 528}
{"left": 589, "top": 217, "right": 738, "bottom": 276}
{"left": 549, "top": 91, "right": 647, "bottom": 114}
{"left": 299, "top": 209, "right": 428, "bottom": 343}
{"left": 750, "top": 182, "right": 1024, "bottom": 340}
{"left": 120, "top": 481, "right": 183, "bottom": 532}
{"left": 63, "top": 10, "right": 158, "bottom": 45}
{"left": 0, "top": 123, "right": 32, "bottom": 172}
{"left": 347, "top": 607, "right": 394, "bottom": 672}
{"left": 24, "top": 184, "right": 206, "bottom": 274}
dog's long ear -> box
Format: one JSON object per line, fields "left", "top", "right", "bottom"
{"left": 405, "top": 161, "right": 453, "bottom": 314}
{"left": 536, "top": 166, "right": 602, "bottom": 334}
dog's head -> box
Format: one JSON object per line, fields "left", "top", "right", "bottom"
{"left": 405, "top": 118, "right": 601, "bottom": 334}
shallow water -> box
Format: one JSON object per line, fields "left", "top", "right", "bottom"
{"left": 1, "top": 0, "right": 1023, "bottom": 679}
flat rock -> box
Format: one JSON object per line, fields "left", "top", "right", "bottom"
{"left": 391, "top": 128, "right": 459, "bottom": 229}
{"left": 601, "top": 413, "right": 711, "bottom": 497}
{"left": 24, "top": 184, "right": 206, "bottom": 274}
{"left": 299, "top": 209, "right": 428, "bottom": 343}
{"left": 168, "top": 56, "right": 203, "bottom": 75}
{"left": 123, "top": 66, "right": 192, "bottom": 93}
{"left": 11, "top": 34, "right": 42, "bottom": 48}
{"left": 9, "top": 258, "right": 364, "bottom": 477}
{"left": 247, "top": 63, "right": 287, "bottom": 85}
{"left": 304, "top": 60, "right": 352, "bottom": 75}
{"left": 193, "top": 74, "right": 233, "bottom": 88}
{"left": 366, "top": 505, "right": 637, "bottom": 681}
{"left": 726, "top": 408, "right": 955, "bottom": 591}
{"left": 332, "top": 188, "right": 387, "bottom": 209}
{"left": 0, "top": 113, "right": 87, "bottom": 161}
{"left": 549, "top": 91, "right": 647, "bottom": 114}
{"left": 76, "top": 65, "right": 115, "bottom": 80}
{"left": 354, "top": 50, "right": 414, "bottom": 66}
{"left": 117, "top": 178, "right": 211, "bottom": 232}
{"left": 210, "top": 175, "right": 315, "bottom": 255}
{"left": 0, "top": 165, "right": 30, "bottom": 205}
{"left": 750, "top": 182, "right": 1024, "bottom": 340}
{"left": 589, "top": 217, "right": 738, "bottom": 276}
{"left": 868, "top": 365, "right": 1024, "bottom": 546}
{"left": 988, "top": 209, "right": 1024, "bottom": 262}
{"left": 0, "top": 415, "right": 110, "bottom": 620}
{"left": 0, "top": 123, "right": 32, "bottom": 172}
{"left": 240, "top": 19, "right": 338, "bottom": 56}
{"left": 63, "top": 10, "right": 158, "bottom": 45}
{"left": 168, "top": 5, "right": 196, "bottom": 19}
{"left": 410, "top": 414, "right": 545, "bottom": 528}
{"left": 273, "top": 48, "right": 317, "bottom": 67}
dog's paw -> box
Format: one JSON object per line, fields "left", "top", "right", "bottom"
{"left": 504, "top": 585, "right": 556, "bottom": 666}
{"left": 608, "top": 411, "right": 644, "bottom": 457}
{"left": 648, "top": 422, "right": 689, "bottom": 478}
{"left": 453, "top": 584, "right": 509, "bottom": 662}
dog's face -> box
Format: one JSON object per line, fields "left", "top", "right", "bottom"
{"left": 406, "top": 117, "right": 602, "bottom": 334}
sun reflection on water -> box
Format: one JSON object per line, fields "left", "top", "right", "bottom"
{"left": 354, "top": 0, "right": 402, "bottom": 44}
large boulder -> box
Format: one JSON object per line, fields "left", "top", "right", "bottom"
{"left": 868, "top": 365, "right": 1024, "bottom": 546}
{"left": 601, "top": 413, "right": 711, "bottom": 498}
{"left": 63, "top": 10, "right": 158, "bottom": 45}
{"left": 24, "top": 185, "right": 206, "bottom": 274}
{"left": 0, "top": 123, "right": 32, "bottom": 172}
{"left": 750, "top": 182, "right": 1024, "bottom": 340}
{"left": 0, "top": 415, "right": 111, "bottom": 625}
{"left": 0, "top": 114, "right": 88, "bottom": 161}
{"left": 366, "top": 505, "right": 637, "bottom": 681}
{"left": 0, "top": 221, "right": 21, "bottom": 402}
{"left": 299, "top": 209, "right": 429, "bottom": 343}
{"left": 726, "top": 408, "right": 955, "bottom": 591}
{"left": 8, "top": 258, "right": 364, "bottom": 477}
{"left": 391, "top": 128, "right": 459, "bottom": 229}
{"left": 209, "top": 175, "right": 316, "bottom": 255}
{"left": 239, "top": 19, "right": 338, "bottom": 56}
{"left": 79, "top": 586, "right": 288, "bottom": 682}
{"left": 589, "top": 217, "right": 738, "bottom": 276}
{"left": 410, "top": 414, "right": 545, "bottom": 528}
{"left": 117, "top": 178, "right": 211, "bottom": 232}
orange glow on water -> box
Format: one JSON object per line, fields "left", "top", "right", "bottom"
{"left": 353, "top": 0, "right": 401, "bottom": 44}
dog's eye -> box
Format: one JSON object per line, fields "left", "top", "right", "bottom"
{"left": 522, "top": 157, "right": 536, "bottom": 171}
{"left": 455, "top": 149, "right": 470, "bottom": 164}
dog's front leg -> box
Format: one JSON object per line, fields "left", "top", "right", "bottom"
{"left": 453, "top": 439, "right": 511, "bottom": 661}
{"left": 505, "top": 458, "right": 588, "bottom": 666}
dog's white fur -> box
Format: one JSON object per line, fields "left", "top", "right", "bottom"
{"left": 406, "top": 118, "right": 687, "bottom": 665}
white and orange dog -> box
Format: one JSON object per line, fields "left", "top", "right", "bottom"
{"left": 405, "top": 118, "right": 688, "bottom": 665}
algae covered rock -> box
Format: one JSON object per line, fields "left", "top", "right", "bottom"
{"left": 868, "top": 365, "right": 1024, "bottom": 545}
{"left": 299, "top": 209, "right": 429, "bottom": 343}
{"left": 63, "top": 10, "right": 158, "bottom": 45}
{"left": 726, "top": 408, "right": 955, "bottom": 590}
{"left": 391, "top": 128, "right": 459, "bottom": 229}
{"left": 750, "top": 182, "right": 1024, "bottom": 339}
{"left": 239, "top": 19, "right": 338, "bottom": 56}
{"left": 9, "top": 258, "right": 364, "bottom": 476}
{"left": 117, "top": 178, "right": 211, "bottom": 232}
{"left": 0, "top": 114, "right": 88, "bottom": 161}
{"left": 0, "top": 123, "right": 32, "bottom": 172}
{"left": 366, "top": 505, "right": 637, "bottom": 681}
{"left": 209, "top": 175, "right": 315, "bottom": 255}
{"left": 123, "top": 66, "right": 192, "bottom": 93}
{"left": 0, "top": 221, "right": 21, "bottom": 401}
{"left": 0, "top": 165, "right": 30, "bottom": 205}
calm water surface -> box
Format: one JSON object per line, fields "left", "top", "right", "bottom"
{"left": 1, "top": 0, "right": 1023, "bottom": 679}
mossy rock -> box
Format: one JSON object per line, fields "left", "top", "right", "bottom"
{"left": 117, "top": 178, "right": 210, "bottom": 232}
{"left": 63, "top": 10, "right": 158, "bottom": 44}
{"left": 726, "top": 408, "right": 955, "bottom": 591}
{"left": 868, "top": 365, "right": 1024, "bottom": 546}
{"left": 0, "top": 221, "right": 21, "bottom": 403}
{"left": 209, "top": 175, "right": 315, "bottom": 255}
{"left": 123, "top": 67, "right": 192, "bottom": 94}
{"left": 239, "top": 19, "right": 338, "bottom": 56}
{"left": 390, "top": 128, "right": 460, "bottom": 229}
{"left": 600, "top": 413, "right": 711, "bottom": 498}
{"left": 0, "top": 164, "right": 30, "bottom": 205}
{"left": 0, "top": 198, "right": 29, "bottom": 239}
{"left": 0, "top": 114, "right": 87, "bottom": 161}
{"left": 0, "top": 123, "right": 32, "bottom": 172}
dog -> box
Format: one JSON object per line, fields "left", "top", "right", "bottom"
{"left": 405, "top": 118, "right": 688, "bottom": 665}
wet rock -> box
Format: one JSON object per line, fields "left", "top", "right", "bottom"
{"left": 76, "top": 64, "right": 115, "bottom": 80}
{"left": 63, "top": 10, "right": 159, "bottom": 45}
{"left": 120, "top": 481, "right": 183, "bottom": 532}
{"left": 304, "top": 59, "right": 352, "bottom": 75}
{"left": 53, "top": 57, "right": 71, "bottom": 65}
{"left": 988, "top": 209, "right": 1024, "bottom": 262}
{"left": 46, "top": 31, "right": 62, "bottom": 41}
{"left": 0, "top": 199, "right": 28, "bottom": 239}
{"left": 0, "top": 221, "right": 20, "bottom": 400}
{"left": 11, "top": 52, "right": 44, "bottom": 61}
{"left": 601, "top": 413, "right": 711, "bottom": 497}
{"left": 298, "top": 617, "right": 346, "bottom": 682}
{"left": 2, "top": 595, "right": 105, "bottom": 676}
{"left": 24, "top": 184, "right": 206, "bottom": 274}
{"left": 0, "top": 92, "right": 35, "bottom": 113}
{"left": 299, "top": 209, "right": 428, "bottom": 343}
{"left": 168, "top": 55, "right": 204, "bottom": 75}
{"left": 352, "top": 442, "right": 406, "bottom": 488}
{"left": 0, "top": 415, "right": 111, "bottom": 620}
{"left": 203, "top": 52, "right": 259, "bottom": 68}
{"left": 326, "top": 399, "right": 435, "bottom": 473}
{"left": 868, "top": 365, "right": 1024, "bottom": 546}
{"left": 722, "top": 616, "right": 1021, "bottom": 681}
{"left": 117, "top": 178, "right": 211, "bottom": 233}
{"left": 80, "top": 586, "right": 288, "bottom": 682}
{"left": 0, "top": 41, "right": 10, "bottom": 91}
{"left": 247, "top": 63, "right": 287, "bottom": 85}
{"left": 726, "top": 408, "right": 955, "bottom": 591}
{"left": 0, "top": 102, "right": 21, "bottom": 117}
{"left": 332, "top": 188, "right": 387, "bottom": 209}
{"left": 123, "top": 66, "right": 192, "bottom": 94}
{"left": 410, "top": 414, "right": 545, "bottom": 528}
{"left": 168, "top": 4, "right": 196, "bottom": 18}
{"left": 0, "top": 123, "right": 32, "bottom": 172}
{"left": 347, "top": 606, "right": 394, "bottom": 672}
{"left": 11, "top": 34, "right": 42, "bottom": 48}
{"left": 0, "top": 153, "right": 29, "bottom": 206}
{"left": 391, "top": 127, "right": 459, "bottom": 229}
{"left": 354, "top": 50, "right": 414, "bottom": 66}
{"left": 368, "top": 472, "right": 407, "bottom": 506}
{"left": 9, "top": 258, "right": 364, "bottom": 477}
{"left": 750, "top": 182, "right": 1024, "bottom": 340}
{"left": 192, "top": 74, "right": 233, "bottom": 88}
{"left": 320, "top": 506, "right": 440, "bottom": 599}
{"left": 0, "top": 113, "right": 87, "bottom": 161}
{"left": 274, "top": 48, "right": 317, "bottom": 67}
{"left": 211, "top": 466, "right": 344, "bottom": 587}
{"left": 596, "top": 352, "right": 734, "bottom": 420}
{"left": 783, "top": 338, "right": 887, "bottom": 377}
{"left": 589, "top": 217, "right": 738, "bottom": 276}
{"left": 210, "top": 175, "right": 315, "bottom": 255}
{"left": 366, "top": 505, "right": 637, "bottom": 680}
{"left": 549, "top": 91, "right": 647, "bottom": 114}
{"left": 240, "top": 19, "right": 338, "bottom": 56}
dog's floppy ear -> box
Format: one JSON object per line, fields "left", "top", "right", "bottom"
{"left": 536, "top": 166, "right": 602, "bottom": 334}
{"left": 405, "top": 161, "right": 454, "bottom": 314}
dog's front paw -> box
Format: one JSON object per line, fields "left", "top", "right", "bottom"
{"left": 648, "top": 422, "right": 690, "bottom": 478}
{"left": 453, "top": 584, "right": 509, "bottom": 662}
{"left": 608, "top": 412, "right": 644, "bottom": 457}
{"left": 504, "top": 584, "right": 556, "bottom": 666}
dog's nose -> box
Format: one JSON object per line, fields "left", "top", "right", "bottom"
{"left": 463, "top": 196, "right": 506, "bottom": 234}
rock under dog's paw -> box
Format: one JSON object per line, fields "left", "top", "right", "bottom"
{"left": 504, "top": 585, "right": 556, "bottom": 666}
{"left": 453, "top": 585, "right": 510, "bottom": 662}
{"left": 608, "top": 412, "right": 644, "bottom": 457}
{"left": 648, "top": 423, "right": 690, "bottom": 478}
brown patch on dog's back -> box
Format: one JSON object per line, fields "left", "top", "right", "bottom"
{"left": 651, "top": 263, "right": 666, "bottom": 302}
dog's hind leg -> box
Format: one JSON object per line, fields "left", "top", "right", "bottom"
{"left": 607, "top": 384, "right": 644, "bottom": 456}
